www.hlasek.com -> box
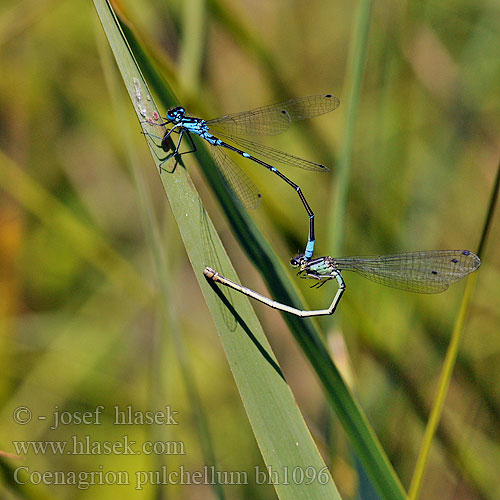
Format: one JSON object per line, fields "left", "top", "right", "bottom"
{"left": 13, "top": 465, "right": 331, "bottom": 490}
{"left": 12, "top": 435, "right": 185, "bottom": 456}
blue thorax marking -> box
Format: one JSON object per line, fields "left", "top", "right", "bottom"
{"left": 182, "top": 120, "right": 223, "bottom": 147}
{"left": 178, "top": 117, "right": 208, "bottom": 135}
{"left": 165, "top": 107, "right": 210, "bottom": 136}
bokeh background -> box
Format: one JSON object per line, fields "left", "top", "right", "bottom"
{"left": 0, "top": 0, "right": 499, "bottom": 499}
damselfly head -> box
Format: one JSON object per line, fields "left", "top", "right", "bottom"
{"left": 166, "top": 106, "right": 186, "bottom": 122}
{"left": 290, "top": 255, "right": 305, "bottom": 268}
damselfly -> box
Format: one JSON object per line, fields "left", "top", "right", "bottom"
{"left": 144, "top": 94, "right": 340, "bottom": 260}
{"left": 204, "top": 250, "right": 481, "bottom": 318}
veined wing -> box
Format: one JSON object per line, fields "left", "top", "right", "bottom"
{"left": 335, "top": 250, "right": 480, "bottom": 293}
{"left": 217, "top": 134, "right": 330, "bottom": 172}
{"left": 210, "top": 145, "right": 262, "bottom": 210}
{"left": 206, "top": 94, "right": 340, "bottom": 137}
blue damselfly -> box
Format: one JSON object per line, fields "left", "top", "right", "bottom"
{"left": 144, "top": 94, "right": 340, "bottom": 260}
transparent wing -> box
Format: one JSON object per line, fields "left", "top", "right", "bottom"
{"left": 335, "top": 250, "right": 481, "bottom": 293}
{"left": 217, "top": 135, "right": 330, "bottom": 172}
{"left": 206, "top": 94, "right": 340, "bottom": 136}
{"left": 210, "top": 145, "right": 262, "bottom": 210}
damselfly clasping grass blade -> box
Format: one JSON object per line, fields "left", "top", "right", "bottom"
{"left": 143, "top": 94, "right": 340, "bottom": 260}
{"left": 204, "top": 250, "right": 481, "bottom": 318}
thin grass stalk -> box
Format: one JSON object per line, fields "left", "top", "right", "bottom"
{"left": 328, "top": 0, "right": 373, "bottom": 256}
{"left": 343, "top": 292, "right": 496, "bottom": 500}
{"left": 353, "top": 329, "right": 492, "bottom": 500}
{"left": 180, "top": 0, "right": 206, "bottom": 94}
{"left": 408, "top": 274, "right": 478, "bottom": 500}
{"left": 408, "top": 156, "right": 500, "bottom": 499}
{"left": 418, "top": 315, "right": 500, "bottom": 424}
{"left": 322, "top": 0, "right": 374, "bottom": 488}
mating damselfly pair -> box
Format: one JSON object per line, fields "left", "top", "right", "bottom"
{"left": 143, "top": 94, "right": 339, "bottom": 260}
{"left": 143, "top": 95, "right": 480, "bottom": 318}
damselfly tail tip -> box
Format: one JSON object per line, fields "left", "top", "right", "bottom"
{"left": 204, "top": 267, "right": 217, "bottom": 279}
{"left": 463, "top": 250, "right": 481, "bottom": 272}
{"left": 324, "top": 93, "right": 341, "bottom": 108}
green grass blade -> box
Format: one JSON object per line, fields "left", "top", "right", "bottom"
{"left": 119, "top": 10, "right": 406, "bottom": 500}
{"left": 93, "top": 1, "right": 341, "bottom": 498}
{"left": 0, "top": 457, "right": 54, "bottom": 500}
{"left": 96, "top": 25, "right": 226, "bottom": 500}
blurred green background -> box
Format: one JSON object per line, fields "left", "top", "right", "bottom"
{"left": 0, "top": 0, "right": 499, "bottom": 499}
